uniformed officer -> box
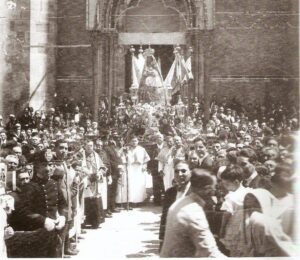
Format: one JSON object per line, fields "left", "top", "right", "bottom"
{"left": 6, "top": 150, "right": 67, "bottom": 258}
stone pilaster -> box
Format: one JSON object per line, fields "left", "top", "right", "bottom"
{"left": 0, "top": 1, "right": 30, "bottom": 117}
{"left": 29, "top": 0, "right": 57, "bottom": 111}
{"left": 92, "top": 32, "right": 104, "bottom": 120}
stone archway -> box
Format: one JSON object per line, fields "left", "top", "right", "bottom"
{"left": 90, "top": 0, "right": 215, "bottom": 120}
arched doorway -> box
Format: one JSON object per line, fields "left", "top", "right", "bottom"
{"left": 90, "top": 0, "right": 215, "bottom": 119}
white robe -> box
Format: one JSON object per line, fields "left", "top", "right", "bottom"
{"left": 157, "top": 146, "right": 174, "bottom": 190}
{"left": 81, "top": 151, "right": 108, "bottom": 210}
{"left": 116, "top": 146, "right": 150, "bottom": 203}
{"left": 0, "top": 207, "right": 7, "bottom": 259}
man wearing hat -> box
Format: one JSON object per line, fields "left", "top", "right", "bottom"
{"left": 6, "top": 150, "right": 67, "bottom": 257}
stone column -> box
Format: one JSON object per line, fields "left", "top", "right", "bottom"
{"left": 0, "top": 1, "right": 13, "bottom": 116}
{"left": 29, "top": 0, "right": 57, "bottom": 111}
{"left": 92, "top": 32, "right": 104, "bottom": 120}
{"left": 113, "top": 45, "right": 126, "bottom": 97}
{"left": 108, "top": 32, "right": 117, "bottom": 115}
{"left": 201, "top": 31, "right": 214, "bottom": 123}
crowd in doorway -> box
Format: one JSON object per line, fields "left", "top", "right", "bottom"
{"left": 0, "top": 93, "right": 298, "bottom": 257}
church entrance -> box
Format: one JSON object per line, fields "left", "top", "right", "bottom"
{"left": 89, "top": 0, "right": 214, "bottom": 120}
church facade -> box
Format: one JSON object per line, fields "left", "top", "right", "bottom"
{"left": 0, "top": 0, "right": 298, "bottom": 118}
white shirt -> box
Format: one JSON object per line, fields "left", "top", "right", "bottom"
{"left": 176, "top": 182, "right": 191, "bottom": 200}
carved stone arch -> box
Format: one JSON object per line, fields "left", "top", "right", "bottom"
{"left": 105, "top": 0, "right": 200, "bottom": 31}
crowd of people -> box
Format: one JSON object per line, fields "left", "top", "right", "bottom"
{"left": 0, "top": 93, "right": 298, "bottom": 258}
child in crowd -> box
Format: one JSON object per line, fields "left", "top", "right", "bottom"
{"left": 219, "top": 165, "right": 252, "bottom": 256}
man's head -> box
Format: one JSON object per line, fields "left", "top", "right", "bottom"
{"left": 165, "top": 136, "right": 173, "bottom": 148}
{"left": 31, "top": 135, "right": 40, "bottom": 146}
{"left": 243, "top": 134, "right": 252, "bottom": 145}
{"left": 262, "top": 147, "right": 279, "bottom": 161}
{"left": 216, "top": 149, "right": 227, "bottom": 161}
{"left": 0, "top": 131, "right": 7, "bottom": 141}
{"left": 92, "top": 121, "right": 98, "bottom": 129}
{"left": 266, "top": 138, "right": 278, "bottom": 148}
{"left": 5, "top": 155, "right": 19, "bottom": 170}
{"left": 173, "top": 136, "right": 182, "bottom": 147}
{"left": 17, "top": 168, "right": 30, "bottom": 186}
{"left": 55, "top": 140, "right": 69, "bottom": 160}
{"left": 129, "top": 135, "right": 139, "bottom": 148}
{"left": 193, "top": 137, "right": 207, "bottom": 158}
{"left": 84, "top": 140, "right": 94, "bottom": 154}
{"left": 237, "top": 148, "right": 257, "bottom": 178}
{"left": 174, "top": 161, "right": 191, "bottom": 189}
{"left": 156, "top": 133, "right": 164, "bottom": 145}
{"left": 220, "top": 165, "right": 243, "bottom": 192}
{"left": 86, "top": 120, "right": 91, "bottom": 128}
{"left": 190, "top": 168, "right": 216, "bottom": 200}
{"left": 12, "top": 146, "right": 22, "bottom": 156}
{"left": 212, "top": 141, "right": 221, "bottom": 154}
{"left": 264, "top": 160, "right": 277, "bottom": 174}
{"left": 95, "top": 139, "right": 103, "bottom": 152}
{"left": 188, "top": 150, "right": 199, "bottom": 169}
{"left": 79, "top": 127, "right": 85, "bottom": 135}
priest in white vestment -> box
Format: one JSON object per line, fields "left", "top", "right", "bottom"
{"left": 157, "top": 136, "right": 174, "bottom": 190}
{"left": 125, "top": 136, "right": 150, "bottom": 204}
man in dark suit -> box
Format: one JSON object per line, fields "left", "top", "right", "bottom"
{"left": 104, "top": 138, "right": 123, "bottom": 213}
{"left": 193, "top": 137, "right": 214, "bottom": 170}
{"left": 147, "top": 133, "right": 165, "bottom": 205}
{"left": 159, "top": 160, "right": 191, "bottom": 249}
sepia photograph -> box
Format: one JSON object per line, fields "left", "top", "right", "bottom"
{"left": 0, "top": 0, "right": 299, "bottom": 258}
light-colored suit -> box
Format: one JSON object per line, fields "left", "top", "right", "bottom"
{"left": 160, "top": 193, "right": 225, "bottom": 258}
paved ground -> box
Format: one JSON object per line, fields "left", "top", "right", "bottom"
{"left": 73, "top": 204, "right": 161, "bottom": 258}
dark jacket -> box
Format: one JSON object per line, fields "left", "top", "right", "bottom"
{"left": 159, "top": 186, "right": 178, "bottom": 241}
{"left": 147, "top": 144, "right": 162, "bottom": 176}
{"left": 12, "top": 180, "right": 67, "bottom": 231}
{"left": 104, "top": 145, "right": 122, "bottom": 179}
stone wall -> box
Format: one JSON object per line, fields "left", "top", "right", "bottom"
{"left": 208, "top": 0, "right": 299, "bottom": 105}
{"left": 0, "top": 0, "right": 30, "bottom": 117}
{"left": 56, "top": 0, "right": 93, "bottom": 104}
{"left": 122, "top": 0, "right": 183, "bottom": 32}
{"left": 55, "top": 0, "right": 298, "bottom": 108}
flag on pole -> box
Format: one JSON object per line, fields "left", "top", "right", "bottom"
{"left": 183, "top": 56, "right": 194, "bottom": 82}
{"left": 164, "top": 51, "right": 192, "bottom": 94}
{"left": 136, "top": 50, "right": 145, "bottom": 82}
{"left": 131, "top": 55, "right": 139, "bottom": 88}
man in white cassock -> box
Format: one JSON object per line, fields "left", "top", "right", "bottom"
{"left": 125, "top": 135, "right": 150, "bottom": 206}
